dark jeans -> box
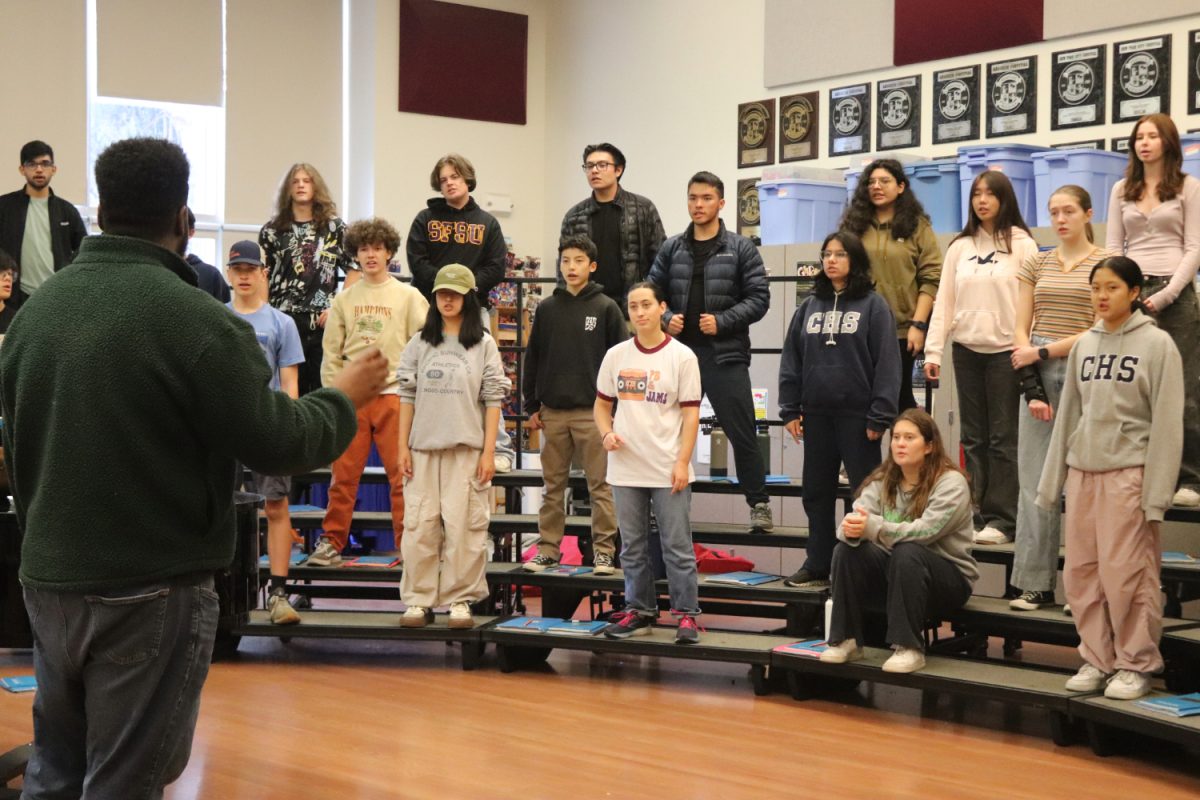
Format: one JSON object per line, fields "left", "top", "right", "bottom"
{"left": 898, "top": 341, "right": 918, "bottom": 412}
{"left": 1145, "top": 277, "right": 1200, "bottom": 487}
{"left": 801, "top": 414, "right": 882, "bottom": 576}
{"left": 22, "top": 574, "right": 220, "bottom": 800}
{"left": 288, "top": 313, "right": 326, "bottom": 397}
{"left": 828, "top": 541, "right": 972, "bottom": 650}
{"left": 693, "top": 345, "right": 767, "bottom": 507}
{"left": 952, "top": 344, "right": 1019, "bottom": 535}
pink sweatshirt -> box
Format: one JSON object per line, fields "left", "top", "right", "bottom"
{"left": 1106, "top": 175, "right": 1200, "bottom": 310}
{"left": 925, "top": 227, "right": 1041, "bottom": 364}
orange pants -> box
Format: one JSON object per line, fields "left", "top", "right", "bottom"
{"left": 322, "top": 394, "right": 404, "bottom": 550}
{"left": 1063, "top": 467, "right": 1164, "bottom": 674}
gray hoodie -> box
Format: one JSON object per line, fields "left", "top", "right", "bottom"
{"left": 1036, "top": 312, "right": 1183, "bottom": 522}
{"left": 397, "top": 332, "right": 510, "bottom": 451}
{"left": 837, "top": 470, "right": 978, "bottom": 585}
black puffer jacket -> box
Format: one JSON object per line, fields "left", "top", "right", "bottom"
{"left": 559, "top": 186, "right": 665, "bottom": 295}
{"left": 647, "top": 221, "right": 770, "bottom": 365}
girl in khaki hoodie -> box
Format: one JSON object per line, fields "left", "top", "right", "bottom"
{"left": 925, "top": 171, "right": 1040, "bottom": 546}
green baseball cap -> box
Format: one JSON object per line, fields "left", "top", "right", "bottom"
{"left": 432, "top": 264, "right": 476, "bottom": 294}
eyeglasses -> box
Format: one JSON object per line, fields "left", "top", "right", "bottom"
{"left": 821, "top": 250, "right": 849, "bottom": 261}
{"left": 582, "top": 161, "right": 615, "bottom": 172}
{"left": 867, "top": 177, "right": 895, "bottom": 187}
{"left": 23, "top": 160, "right": 53, "bottom": 170}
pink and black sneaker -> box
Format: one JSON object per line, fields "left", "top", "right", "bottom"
{"left": 675, "top": 615, "right": 702, "bottom": 645}
{"left": 602, "top": 610, "right": 653, "bottom": 639}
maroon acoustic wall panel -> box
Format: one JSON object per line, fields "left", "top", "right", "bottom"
{"left": 893, "top": 0, "right": 1043, "bottom": 66}
{"left": 398, "top": 0, "right": 527, "bottom": 125}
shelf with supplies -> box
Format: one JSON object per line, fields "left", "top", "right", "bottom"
{"left": 489, "top": 253, "right": 547, "bottom": 455}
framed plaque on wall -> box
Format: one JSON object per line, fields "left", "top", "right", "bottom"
{"left": 1112, "top": 34, "right": 1171, "bottom": 123}
{"left": 738, "top": 100, "right": 776, "bottom": 168}
{"left": 986, "top": 56, "right": 1037, "bottom": 137}
{"left": 829, "top": 83, "right": 871, "bottom": 157}
{"left": 932, "top": 66, "right": 980, "bottom": 144}
{"left": 779, "top": 92, "right": 819, "bottom": 162}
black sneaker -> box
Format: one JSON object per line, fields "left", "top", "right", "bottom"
{"left": 523, "top": 554, "right": 558, "bottom": 572}
{"left": 783, "top": 568, "right": 830, "bottom": 589}
{"left": 602, "top": 610, "right": 653, "bottom": 639}
{"left": 675, "top": 616, "right": 702, "bottom": 645}
{"left": 1009, "top": 590, "right": 1054, "bottom": 611}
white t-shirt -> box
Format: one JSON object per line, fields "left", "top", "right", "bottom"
{"left": 596, "top": 335, "right": 701, "bottom": 488}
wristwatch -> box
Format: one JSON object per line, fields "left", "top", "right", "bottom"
{"left": 1038, "top": 347, "right": 1050, "bottom": 361}
{"left": 910, "top": 320, "right": 928, "bottom": 332}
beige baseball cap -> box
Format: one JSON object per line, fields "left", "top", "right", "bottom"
{"left": 432, "top": 264, "right": 476, "bottom": 294}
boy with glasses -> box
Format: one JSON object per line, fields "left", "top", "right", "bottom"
{"left": 0, "top": 140, "right": 87, "bottom": 306}
{"left": 560, "top": 143, "right": 666, "bottom": 308}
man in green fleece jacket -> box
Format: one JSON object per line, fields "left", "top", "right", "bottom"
{"left": 0, "top": 138, "right": 387, "bottom": 800}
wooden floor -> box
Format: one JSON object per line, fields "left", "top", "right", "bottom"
{"left": 0, "top": 615, "right": 1198, "bottom": 799}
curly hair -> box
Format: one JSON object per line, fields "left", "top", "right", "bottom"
{"left": 1121, "top": 113, "right": 1186, "bottom": 203}
{"left": 839, "top": 159, "right": 931, "bottom": 241}
{"left": 268, "top": 163, "right": 338, "bottom": 231}
{"left": 95, "top": 137, "right": 189, "bottom": 237}
{"left": 345, "top": 217, "right": 401, "bottom": 256}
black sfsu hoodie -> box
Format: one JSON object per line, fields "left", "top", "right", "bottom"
{"left": 522, "top": 282, "right": 628, "bottom": 412}
{"left": 406, "top": 196, "right": 507, "bottom": 305}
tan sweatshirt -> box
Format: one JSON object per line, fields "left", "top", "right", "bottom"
{"left": 321, "top": 277, "right": 429, "bottom": 393}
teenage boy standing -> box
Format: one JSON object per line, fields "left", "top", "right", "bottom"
{"left": 225, "top": 240, "right": 305, "bottom": 623}
{"left": 648, "top": 171, "right": 773, "bottom": 531}
{"left": 523, "top": 234, "right": 627, "bottom": 574}
{"left": 0, "top": 140, "right": 87, "bottom": 307}
{"left": 561, "top": 143, "right": 666, "bottom": 308}
{"left": 309, "top": 218, "right": 429, "bottom": 566}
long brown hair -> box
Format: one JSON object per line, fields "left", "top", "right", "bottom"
{"left": 859, "top": 409, "right": 964, "bottom": 519}
{"left": 268, "top": 162, "right": 338, "bottom": 231}
{"left": 955, "top": 170, "right": 1031, "bottom": 254}
{"left": 1121, "top": 113, "right": 1185, "bottom": 203}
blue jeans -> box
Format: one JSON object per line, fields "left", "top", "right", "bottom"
{"left": 612, "top": 486, "right": 700, "bottom": 616}
{"left": 22, "top": 575, "right": 219, "bottom": 800}
{"left": 1012, "top": 334, "right": 1068, "bottom": 592}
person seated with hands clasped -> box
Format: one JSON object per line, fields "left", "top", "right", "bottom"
{"left": 820, "top": 409, "right": 978, "bottom": 674}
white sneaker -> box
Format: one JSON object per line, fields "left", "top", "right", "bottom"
{"left": 401, "top": 606, "right": 431, "bottom": 628}
{"left": 973, "top": 526, "right": 1010, "bottom": 545}
{"left": 1173, "top": 487, "right": 1200, "bottom": 507}
{"left": 448, "top": 602, "right": 474, "bottom": 629}
{"left": 1065, "top": 663, "right": 1107, "bottom": 692}
{"left": 819, "top": 638, "right": 863, "bottom": 664}
{"left": 1104, "top": 669, "right": 1151, "bottom": 700}
{"left": 882, "top": 646, "right": 926, "bottom": 673}
{"left": 306, "top": 537, "right": 343, "bottom": 567}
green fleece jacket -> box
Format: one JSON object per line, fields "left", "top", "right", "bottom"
{"left": 0, "top": 235, "right": 358, "bottom": 591}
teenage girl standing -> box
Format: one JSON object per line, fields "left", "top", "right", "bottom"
{"left": 924, "top": 171, "right": 1040, "bottom": 545}
{"left": 840, "top": 159, "right": 942, "bottom": 411}
{"left": 1038, "top": 256, "right": 1183, "bottom": 700}
{"left": 779, "top": 231, "right": 900, "bottom": 588}
{"left": 1106, "top": 113, "right": 1200, "bottom": 507}
{"left": 595, "top": 282, "right": 703, "bottom": 644}
{"left": 1008, "top": 186, "right": 1114, "bottom": 610}
{"left": 396, "top": 264, "right": 509, "bottom": 630}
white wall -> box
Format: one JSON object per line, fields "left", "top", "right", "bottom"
{"left": 544, "top": 0, "right": 768, "bottom": 257}
{"left": 368, "top": 0, "right": 548, "bottom": 263}
{"left": 543, "top": 3, "right": 1200, "bottom": 262}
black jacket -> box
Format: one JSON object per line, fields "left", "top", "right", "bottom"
{"left": 0, "top": 187, "right": 87, "bottom": 305}
{"left": 522, "top": 282, "right": 627, "bottom": 413}
{"left": 559, "top": 186, "right": 665, "bottom": 298}
{"left": 647, "top": 221, "right": 770, "bottom": 366}
{"left": 779, "top": 290, "right": 900, "bottom": 432}
{"left": 186, "top": 254, "right": 231, "bottom": 303}
{"left": 406, "top": 197, "right": 507, "bottom": 306}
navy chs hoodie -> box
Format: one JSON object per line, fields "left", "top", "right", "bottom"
{"left": 522, "top": 282, "right": 628, "bottom": 412}
{"left": 779, "top": 290, "right": 901, "bottom": 431}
